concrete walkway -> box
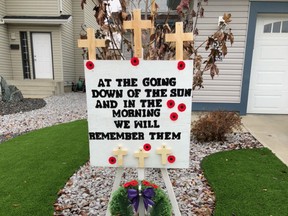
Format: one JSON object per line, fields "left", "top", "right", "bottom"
{"left": 242, "top": 114, "right": 288, "bottom": 166}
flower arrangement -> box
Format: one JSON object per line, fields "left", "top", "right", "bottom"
{"left": 109, "top": 180, "right": 172, "bottom": 216}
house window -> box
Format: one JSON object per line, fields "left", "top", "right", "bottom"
{"left": 20, "top": 32, "right": 31, "bottom": 79}
{"left": 263, "top": 21, "right": 288, "bottom": 33}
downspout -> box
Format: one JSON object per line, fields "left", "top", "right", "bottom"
{"left": 59, "top": 0, "right": 63, "bottom": 14}
{"left": 0, "top": 16, "right": 5, "bottom": 24}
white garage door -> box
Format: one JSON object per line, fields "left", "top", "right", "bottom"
{"left": 247, "top": 15, "right": 288, "bottom": 114}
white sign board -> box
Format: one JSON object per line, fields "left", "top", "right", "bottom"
{"left": 85, "top": 60, "right": 192, "bottom": 168}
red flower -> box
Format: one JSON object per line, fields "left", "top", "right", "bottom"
{"left": 142, "top": 180, "right": 151, "bottom": 186}
{"left": 130, "top": 180, "right": 138, "bottom": 186}
{"left": 143, "top": 143, "right": 151, "bottom": 151}
{"left": 177, "top": 61, "right": 185, "bottom": 70}
{"left": 130, "top": 57, "right": 139, "bottom": 66}
{"left": 170, "top": 112, "right": 178, "bottom": 121}
{"left": 167, "top": 99, "right": 175, "bottom": 109}
{"left": 178, "top": 103, "right": 186, "bottom": 112}
{"left": 167, "top": 155, "right": 176, "bottom": 163}
{"left": 123, "top": 182, "right": 131, "bottom": 188}
{"left": 108, "top": 156, "right": 116, "bottom": 165}
{"left": 151, "top": 184, "right": 158, "bottom": 189}
{"left": 86, "top": 61, "right": 94, "bottom": 70}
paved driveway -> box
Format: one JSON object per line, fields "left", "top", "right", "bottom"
{"left": 242, "top": 114, "right": 288, "bottom": 166}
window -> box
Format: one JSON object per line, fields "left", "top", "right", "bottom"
{"left": 263, "top": 21, "right": 288, "bottom": 33}
{"left": 20, "top": 32, "right": 31, "bottom": 79}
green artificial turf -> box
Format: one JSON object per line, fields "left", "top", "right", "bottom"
{"left": 0, "top": 120, "right": 89, "bottom": 216}
{"left": 201, "top": 148, "right": 288, "bottom": 216}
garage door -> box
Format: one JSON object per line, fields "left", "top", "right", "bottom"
{"left": 247, "top": 15, "right": 288, "bottom": 114}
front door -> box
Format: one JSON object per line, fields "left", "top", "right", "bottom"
{"left": 247, "top": 15, "right": 288, "bottom": 114}
{"left": 32, "top": 33, "right": 53, "bottom": 79}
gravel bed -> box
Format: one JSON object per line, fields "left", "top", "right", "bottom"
{"left": 0, "top": 93, "right": 263, "bottom": 215}
{"left": 54, "top": 133, "right": 263, "bottom": 216}
{"left": 0, "top": 92, "right": 87, "bottom": 143}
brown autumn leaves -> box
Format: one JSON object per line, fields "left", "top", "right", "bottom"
{"left": 81, "top": 0, "right": 234, "bottom": 90}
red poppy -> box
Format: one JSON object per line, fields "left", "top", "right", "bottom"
{"left": 130, "top": 57, "right": 139, "bottom": 66}
{"left": 178, "top": 103, "right": 186, "bottom": 112}
{"left": 167, "top": 155, "right": 176, "bottom": 163}
{"left": 151, "top": 184, "right": 159, "bottom": 189}
{"left": 143, "top": 143, "right": 151, "bottom": 151}
{"left": 167, "top": 99, "right": 175, "bottom": 109}
{"left": 86, "top": 61, "right": 94, "bottom": 70}
{"left": 123, "top": 182, "right": 131, "bottom": 188}
{"left": 108, "top": 156, "right": 116, "bottom": 165}
{"left": 130, "top": 180, "right": 138, "bottom": 186}
{"left": 142, "top": 180, "right": 151, "bottom": 186}
{"left": 170, "top": 112, "right": 178, "bottom": 121}
{"left": 177, "top": 61, "right": 185, "bottom": 70}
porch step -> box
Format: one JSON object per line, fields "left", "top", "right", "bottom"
{"left": 7, "top": 80, "right": 59, "bottom": 98}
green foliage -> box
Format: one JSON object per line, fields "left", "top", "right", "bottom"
{"left": 191, "top": 111, "right": 242, "bottom": 142}
{"left": 0, "top": 120, "right": 89, "bottom": 216}
{"left": 109, "top": 180, "right": 172, "bottom": 216}
{"left": 201, "top": 148, "right": 288, "bottom": 215}
{"left": 109, "top": 187, "right": 134, "bottom": 216}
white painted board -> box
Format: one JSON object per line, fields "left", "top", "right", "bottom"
{"left": 85, "top": 60, "right": 192, "bottom": 168}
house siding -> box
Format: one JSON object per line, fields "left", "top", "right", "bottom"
{"left": 193, "top": 0, "right": 250, "bottom": 104}
{"left": 7, "top": 25, "right": 62, "bottom": 81}
{"left": 61, "top": 0, "right": 75, "bottom": 84}
{"left": 0, "top": 0, "right": 12, "bottom": 79}
{"left": 72, "top": 1, "right": 85, "bottom": 80}
{"left": 5, "top": 0, "right": 59, "bottom": 16}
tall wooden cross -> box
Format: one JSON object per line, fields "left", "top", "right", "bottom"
{"left": 113, "top": 145, "right": 128, "bottom": 166}
{"left": 156, "top": 144, "right": 172, "bottom": 165}
{"left": 78, "top": 28, "right": 106, "bottom": 60}
{"left": 123, "top": 9, "right": 153, "bottom": 58}
{"left": 134, "top": 148, "right": 149, "bottom": 168}
{"left": 165, "top": 22, "right": 194, "bottom": 60}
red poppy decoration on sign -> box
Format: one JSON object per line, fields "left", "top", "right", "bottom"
{"left": 86, "top": 61, "right": 94, "bottom": 70}
{"left": 177, "top": 61, "right": 185, "bottom": 70}
{"left": 167, "top": 99, "right": 175, "bottom": 109}
{"left": 170, "top": 112, "right": 178, "bottom": 121}
{"left": 130, "top": 57, "right": 140, "bottom": 66}
{"left": 178, "top": 103, "right": 186, "bottom": 112}
{"left": 108, "top": 156, "right": 117, "bottom": 165}
{"left": 143, "top": 143, "right": 151, "bottom": 151}
{"left": 167, "top": 155, "right": 176, "bottom": 163}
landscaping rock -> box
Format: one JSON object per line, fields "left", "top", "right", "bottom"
{"left": 0, "top": 76, "right": 24, "bottom": 102}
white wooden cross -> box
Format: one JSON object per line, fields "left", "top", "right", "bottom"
{"left": 156, "top": 144, "right": 172, "bottom": 165}
{"left": 134, "top": 148, "right": 149, "bottom": 168}
{"left": 78, "top": 28, "right": 106, "bottom": 60}
{"left": 165, "top": 22, "right": 194, "bottom": 60}
{"left": 113, "top": 145, "right": 128, "bottom": 166}
{"left": 123, "top": 9, "right": 153, "bottom": 58}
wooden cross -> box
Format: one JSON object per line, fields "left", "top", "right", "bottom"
{"left": 156, "top": 144, "right": 172, "bottom": 165}
{"left": 165, "top": 22, "right": 194, "bottom": 60}
{"left": 134, "top": 148, "right": 149, "bottom": 168}
{"left": 150, "top": 0, "right": 156, "bottom": 36}
{"left": 78, "top": 28, "right": 106, "bottom": 60}
{"left": 113, "top": 145, "right": 128, "bottom": 166}
{"left": 123, "top": 9, "right": 153, "bottom": 58}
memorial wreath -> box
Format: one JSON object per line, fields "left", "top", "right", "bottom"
{"left": 109, "top": 180, "right": 172, "bottom": 216}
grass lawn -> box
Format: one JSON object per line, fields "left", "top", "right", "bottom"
{"left": 201, "top": 148, "right": 288, "bottom": 216}
{"left": 0, "top": 120, "right": 89, "bottom": 216}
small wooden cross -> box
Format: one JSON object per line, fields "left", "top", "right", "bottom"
{"left": 134, "top": 148, "right": 149, "bottom": 168}
{"left": 113, "top": 145, "right": 128, "bottom": 166}
{"left": 78, "top": 28, "right": 106, "bottom": 60}
{"left": 123, "top": 9, "right": 153, "bottom": 58}
{"left": 156, "top": 144, "right": 172, "bottom": 165}
{"left": 165, "top": 22, "right": 194, "bottom": 60}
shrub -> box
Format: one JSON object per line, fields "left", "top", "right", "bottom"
{"left": 191, "top": 111, "right": 242, "bottom": 142}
